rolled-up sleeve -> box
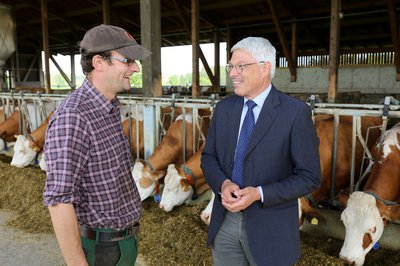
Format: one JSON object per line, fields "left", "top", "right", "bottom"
{"left": 43, "top": 109, "right": 91, "bottom": 206}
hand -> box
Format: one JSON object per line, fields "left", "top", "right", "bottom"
{"left": 222, "top": 186, "right": 261, "bottom": 212}
{"left": 220, "top": 179, "right": 241, "bottom": 204}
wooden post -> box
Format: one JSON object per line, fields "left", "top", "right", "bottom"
{"left": 191, "top": 0, "right": 200, "bottom": 98}
{"left": 140, "top": 0, "right": 162, "bottom": 97}
{"left": 327, "top": 0, "right": 341, "bottom": 103}
{"left": 41, "top": 0, "right": 51, "bottom": 93}
{"left": 214, "top": 31, "right": 220, "bottom": 92}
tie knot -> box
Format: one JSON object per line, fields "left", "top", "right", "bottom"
{"left": 246, "top": 100, "right": 257, "bottom": 110}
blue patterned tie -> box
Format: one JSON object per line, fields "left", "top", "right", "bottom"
{"left": 231, "top": 100, "right": 257, "bottom": 188}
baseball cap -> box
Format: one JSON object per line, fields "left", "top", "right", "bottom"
{"left": 79, "top": 24, "right": 151, "bottom": 60}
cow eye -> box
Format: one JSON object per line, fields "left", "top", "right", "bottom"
{"left": 368, "top": 226, "right": 376, "bottom": 233}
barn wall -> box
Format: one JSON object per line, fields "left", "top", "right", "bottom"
{"left": 272, "top": 65, "right": 400, "bottom": 94}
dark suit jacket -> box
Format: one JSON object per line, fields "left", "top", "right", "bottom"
{"left": 201, "top": 85, "right": 321, "bottom": 266}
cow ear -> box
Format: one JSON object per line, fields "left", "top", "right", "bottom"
{"left": 381, "top": 203, "right": 400, "bottom": 222}
{"left": 139, "top": 176, "right": 153, "bottom": 188}
{"left": 152, "top": 170, "right": 166, "bottom": 181}
{"left": 376, "top": 201, "right": 400, "bottom": 222}
{"left": 180, "top": 178, "right": 190, "bottom": 192}
{"left": 337, "top": 190, "right": 350, "bottom": 208}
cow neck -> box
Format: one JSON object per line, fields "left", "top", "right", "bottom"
{"left": 364, "top": 191, "right": 399, "bottom": 206}
{"left": 147, "top": 139, "right": 182, "bottom": 171}
{"left": 0, "top": 110, "right": 21, "bottom": 141}
{"left": 182, "top": 153, "right": 203, "bottom": 183}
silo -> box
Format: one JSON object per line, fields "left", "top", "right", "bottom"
{"left": 0, "top": 4, "right": 16, "bottom": 91}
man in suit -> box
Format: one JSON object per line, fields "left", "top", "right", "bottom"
{"left": 201, "top": 37, "right": 321, "bottom": 266}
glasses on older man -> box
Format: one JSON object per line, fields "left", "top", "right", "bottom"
{"left": 109, "top": 56, "right": 136, "bottom": 66}
{"left": 225, "top": 61, "right": 265, "bottom": 73}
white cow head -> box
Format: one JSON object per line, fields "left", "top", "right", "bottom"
{"left": 11, "top": 135, "right": 37, "bottom": 168}
{"left": 159, "top": 164, "right": 194, "bottom": 212}
{"left": 132, "top": 160, "right": 165, "bottom": 201}
{"left": 339, "top": 191, "right": 385, "bottom": 266}
{"left": 200, "top": 191, "right": 215, "bottom": 225}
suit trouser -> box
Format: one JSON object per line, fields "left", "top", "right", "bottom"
{"left": 212, "top": 211, "right": 257, "bottom": 266}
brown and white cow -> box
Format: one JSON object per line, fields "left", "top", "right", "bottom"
{"left": 11, "top": 112, "right": 53, "bottom": 168}
{"left": 308, "top": 115, "right": 383, "bottom": 205}
{"left": 339, "top": 122, "right": 400, "bottom": 266}
{"left": 159, "top": 145, "right": 210, "bottom": 212}
{"left": 132, "top": 112, "right": 210, "bottom": 201}
{"left": 0, "top": 108, "right": 21, "bottom": 152}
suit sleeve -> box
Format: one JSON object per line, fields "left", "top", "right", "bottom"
{"left": 261, "top": 105, "right": 321, "bottom": 207}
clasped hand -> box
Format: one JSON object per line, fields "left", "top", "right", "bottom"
{"left": 220, "top": 179, "right": 261, "bottom": 212}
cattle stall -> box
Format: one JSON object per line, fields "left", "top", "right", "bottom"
{"left": 1, "top": 92, "right": 400, "bottom": 253}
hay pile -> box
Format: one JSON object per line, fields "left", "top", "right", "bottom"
{"left": 0, "top": 155, "right": 52, "bottom": 233}
{"left": 1, "top": 154, "right": 399, "bottom": 265}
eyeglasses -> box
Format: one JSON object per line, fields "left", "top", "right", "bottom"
{"left": 225, "top": 61, "right": 265, "bottom": 73}
{"left": 109, "top": 56, "right": 136, "bottom": 66}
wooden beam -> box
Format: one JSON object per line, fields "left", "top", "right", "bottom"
{"left": 387, "top": 0, "right": 400, "bottom": 81}
{"left": 41, "top": 0, "right": 51, "bottom": 93}
{"left": 327, "top": 0, "right": 341, "bottom": 103}
{"left": 50, "top": 55, "right": 72, "bottom": 87}
{"left": 291, "top": 18, "right": 297, "bottom": 68}
{"left": 267, "top": 0, "right": 296, "bottom": 81}
{"left": 103, "top": 0, "right": 110, "bottom": 24}
{"left": 191, "top": 0, "right": 200, "bottom": 98}
{"left": 173, "top": 0, "right": 190, "bottom": 34}
{"left": 199, "top": 48, "right": 216, "bottom": 88}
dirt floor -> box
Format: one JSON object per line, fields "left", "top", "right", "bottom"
{"left": 1, "top": 154, "right": 400, "bottom": 266}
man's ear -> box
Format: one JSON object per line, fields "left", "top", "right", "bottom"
{"left": 92, "top": 55, "right": 106, "bottom": 70}
{"left": 263, "top": 61, "right": 271, "bottom": 76}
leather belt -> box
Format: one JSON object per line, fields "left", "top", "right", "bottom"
{"left": 79, "top": 223, "right": 139, "bottom": 242}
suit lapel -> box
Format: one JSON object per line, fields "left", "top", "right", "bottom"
{"left": 245, "top": 86, "right": 280, "bottom": 157}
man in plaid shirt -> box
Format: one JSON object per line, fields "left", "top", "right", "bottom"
{"left": 43, "top": 24, "right": 151, "bottom": 266}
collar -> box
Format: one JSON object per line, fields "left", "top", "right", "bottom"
{"left": 243, "top": 83, "right": 272, "bottom": 108}
{"left": 83, "top": 78, "right": 120, "bottom": 115}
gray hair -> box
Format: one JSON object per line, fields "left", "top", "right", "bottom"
{"left": 231, "top": 37, "right": 276, "bottom": 79}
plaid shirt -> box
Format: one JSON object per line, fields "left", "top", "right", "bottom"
{"left": 43, "top": 78, "right": 141, "bottom": 230}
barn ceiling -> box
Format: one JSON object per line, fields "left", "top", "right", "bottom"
{"left": 0, "top": 0, "right": 399, "bottom": 57}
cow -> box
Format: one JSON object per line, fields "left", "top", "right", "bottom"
{"left": 307, "top": 115, "right": 383, "bottom": 205}
{"left": 338, "top": 122, "right": 400, "bottom": 266}
{"left": 132, "top": 111, "right": 210, "bottom": 201}
{"left": 159, "top": 144, "right": 210, "bottom": 212}
{"left": 0, "top": 108, "right": 21, "bottom": 152}
{"left": 10, "top": 112, "right": 53, "bottom": 168}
